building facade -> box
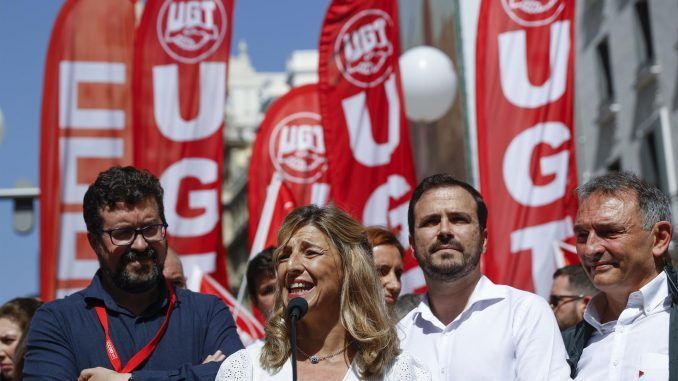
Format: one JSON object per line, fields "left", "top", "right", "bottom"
{"left": 575, "top": 0, "right": 678, "bottom": 251}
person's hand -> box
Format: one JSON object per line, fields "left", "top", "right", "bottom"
{"left": 202, "top": 349, "right": 226, "bottom": 363}
{"left": 78, "top": 367, "right": 131, "bottom": 381}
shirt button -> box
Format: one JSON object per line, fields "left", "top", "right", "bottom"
{"left": 613, "top": 360, "right": 619, "bottom": 366}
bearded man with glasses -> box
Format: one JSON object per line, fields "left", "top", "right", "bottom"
{"left": 23, "top": 166, "right": 243, "bottom": 381}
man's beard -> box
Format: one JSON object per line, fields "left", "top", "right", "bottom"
{"left": 104, "top": 247, "right": 162, "bottom": 293}
{"left": 416, "top": 236, "right": 482, "bottom": 282}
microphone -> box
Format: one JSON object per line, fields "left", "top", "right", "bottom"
{"left": 287, "top": 297, "right": 308, "bottom": 321}
{"left": 287, "top": 297, "right": 307, "bottom": 381}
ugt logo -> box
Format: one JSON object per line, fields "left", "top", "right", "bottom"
{"left": 157, "top": 0, "right": 228, "bottom": 64}
{"left": 501, "top": 0, "right": 565, "bottom": 27}
{"left": 334, "top": 9, "right": 394, "bottom": 88}
{"left": 269, "top": 112, "right": 328, "bottom": 184}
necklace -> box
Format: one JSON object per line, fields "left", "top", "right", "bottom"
{"left": 297, "top": 342, "right": 353, "bottom": 364}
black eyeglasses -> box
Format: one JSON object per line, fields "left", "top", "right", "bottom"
{"left": 101, "top": 224, "right": 168, "bottom": 246}
{"left": 549, "top": 294, "right": 584, "bottom": 308}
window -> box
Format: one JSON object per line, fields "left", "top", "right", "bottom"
{"left": 596, "top": 38, "right": 615, "bottom": 103}
{"left": 634, "top": 0, "right": 655, "bottom": 64}
{"left": 639, "top": 121, "right": 669, "bottom": 193}
{"left": 607, "top": 159, "right": 621, "bottom": 173}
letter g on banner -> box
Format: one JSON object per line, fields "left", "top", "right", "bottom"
{"left": 161, "top": 158, "right": 219, "bottom": 237}
{"left": 503, "top": 122, "right": 570, "bottom": 207}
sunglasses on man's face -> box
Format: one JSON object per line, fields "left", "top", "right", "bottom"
{"left": 549, "top": 294, "right": 584, "bottom": 308}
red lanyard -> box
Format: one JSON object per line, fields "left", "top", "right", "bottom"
{"left": 94, "top": 283, "right": 177, "bottom": 373}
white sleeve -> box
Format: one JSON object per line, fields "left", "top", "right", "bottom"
{"left": 215, "top": 348, "right": 252, "bottom": 381}
{"left": 513, "top": 294, "right": 572, "bottom": 381}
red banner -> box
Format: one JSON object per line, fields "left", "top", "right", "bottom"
{"left": 40, "top": 0, "right": 136, "bottom": 300}
{"left": 318, "top": 0, "right": 422, "bottom": 294}
{"left": 133, "top": 0, "right": 234, "bottom": 284}
{"left": 187, "top": 268, "right": 264, "bottom": 345}
{"left": 475, "top": 0, "right": 578, "bottom": 296}
{"left": 248, "top": 84, "right": 330, "bottom": 255}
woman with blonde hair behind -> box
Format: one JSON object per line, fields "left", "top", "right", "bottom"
{"left": 216, "top": 205, "right": 429, "bottom": 380}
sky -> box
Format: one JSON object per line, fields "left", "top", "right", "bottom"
{"left": 0, "top": 0, "right": 331, "bottom": 304}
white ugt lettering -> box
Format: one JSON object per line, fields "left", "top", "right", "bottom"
{"left": 59, "top": 61, "right": 126, "bottom": 129}
{"left": 498, "top": 21, "right": 570, "bottom": 109}
{"left": 153, "top": 63, "right": 225, "bottom": 142}
{"left": 341, "top": 74, "right": 400, "bottom": 167}
{"left": 363, "top": 174, "right": 411, "bottom": 246}
{"left": 510, "top": 216, "right": 574, "bottom": 297}
{"left": 503, "top": 122, "right": 570, "bottom": 207}
{"left": 161, "top": 158, "right": 219, "bottom": 237}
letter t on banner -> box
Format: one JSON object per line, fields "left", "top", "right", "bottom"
{"left": 318, "top": 0, "right": 424, "bottom": 294}
{"left": 133, "top": 0, "right": 234, "bottom": 285}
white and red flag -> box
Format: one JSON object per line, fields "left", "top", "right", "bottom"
{"left": 40, "top": 0, "right": 136, "bottom": 300}
{"left": 188, "top": 267, "right": 265, "bottom": 345}
{"left": 475, "top": 0, "right": 578, "bottom": 296}
{"left": 318, "top": 0, "right": 422, "bottom": 294}
{"left": 248, "top": 84, "right": 330, "bottom": 256}
{"left": 133, "top": 0, "right": 234, "bottom": 285}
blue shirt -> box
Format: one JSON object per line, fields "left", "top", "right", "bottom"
{"left": 23, "top": 272, "right": 244, "bottom": 381}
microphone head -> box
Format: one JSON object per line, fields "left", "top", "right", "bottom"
{"left": 287, "top": 297, "right": 308, "bottom": 320}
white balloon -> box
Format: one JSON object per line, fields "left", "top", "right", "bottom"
{"left": 399, "top": 46, "right": 457, "bottom": 123}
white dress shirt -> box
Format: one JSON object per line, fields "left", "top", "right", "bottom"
{"left": 397, "top": 275, "right": 571, "bottom": 381}
{"left": 575, "top": 272, "right": 670, "bottom": 381}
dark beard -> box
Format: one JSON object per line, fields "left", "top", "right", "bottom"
{"left": 106, "top": 247, "right": 162, "bottom": 293}
{"left": 417, "top": 237, "right": 482, "bottom": 282}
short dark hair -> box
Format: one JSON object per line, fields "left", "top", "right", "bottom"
{"left": 408, "top": 174, "right": 488, "bottom": 237}
{"left": 246, "top": 247, "right": 276, "bottom": 303}
{"left": 576, "top": 171, "right": 672, "bottom": 230}
{"left": 83, "top": 166, "right": 166, "bottom": 234}
{"left": 553, "top": 265, "right": 597, "bottom": 296}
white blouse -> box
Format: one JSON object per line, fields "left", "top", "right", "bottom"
{"left": 216, "top": 341, "right": 430, "bottom": 381}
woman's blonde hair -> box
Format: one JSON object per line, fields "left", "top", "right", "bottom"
{"left": 260, "top": 204, "right": 400, "bottom": 378}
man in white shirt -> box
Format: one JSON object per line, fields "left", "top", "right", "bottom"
{"left": 566, "top": 171, "right": 674, "bottom": 380}
{"left": 397, "top": 174, "right": 571, "bottom": 381}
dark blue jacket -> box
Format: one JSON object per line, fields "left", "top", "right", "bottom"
{"left": 23, "top": 272, "right": 244, "bottom": 381}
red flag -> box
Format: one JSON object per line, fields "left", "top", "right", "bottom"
{"left": 188, "top": 268, "right": 265, "bottom": 345}
{"left": 40, "top": 0, "right": 135, "bottom": 300}
{"left": 475, "top": 0, "right": 578, "bottom": 296}
{"left": 248, "top": 84, "right": 330, "bottom": 256}
{"left": 133, "top": 0, "right": 234, "bottom": 284}
{"left": 318, "top": 0, "right": 422, "bottom": 294}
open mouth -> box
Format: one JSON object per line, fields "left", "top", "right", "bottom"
{"left": 287, "top": 280, "right": 315, "bottom": 298}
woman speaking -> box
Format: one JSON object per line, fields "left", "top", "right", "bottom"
{"left": 216, "top": 205, "right": 428, "bottom": 380}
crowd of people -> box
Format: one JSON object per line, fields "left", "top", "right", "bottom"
{"left": 0, "top": 165, "right": 675, "bottom": 380}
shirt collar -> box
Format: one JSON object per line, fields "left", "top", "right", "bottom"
{"left": 82, "top": 270, "right": 174, "bottom": 316}
{"left": 584, "top": 271, "right": 669, "bottom": 331}
{"left": 413, "top": 275, "right": 506, "bottom": 328}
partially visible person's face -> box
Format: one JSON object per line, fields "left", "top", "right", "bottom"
{"left": 276, "top": 225, "right": 343, "bottom": 321}
{"left": 89, "top": 197, "right": 168, "bottom": 294}
{"left": 411, "top": 186, "right": 487, "bottom": 282}
{"left": 549, "top": 275, "right": 585, "bottom": 330}
{"left": 574, "top": 191, "right": 666, "bottom": 298}
{"left": 373, "top": 245, "right": 403, "bottom": 306}
{"left": 253, "top": 273, "right": 277, "bottom": 320}
{"left": 163, "top": 253, "right": 186, "bottom": 289}
{"left": 0, "top": 318, "right": 20, "bottom": 380}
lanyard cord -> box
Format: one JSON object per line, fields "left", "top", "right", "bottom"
{"left": 95, "top": 282, "right": 177, "bottom": 373}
